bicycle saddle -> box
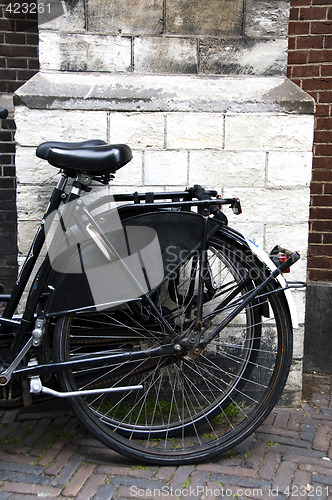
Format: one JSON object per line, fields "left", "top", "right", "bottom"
{"left": 37, "top": 141, "right": 133, "bottom": 175}
{"left": 36, "top": 139, "right": 106, "bottom": 160}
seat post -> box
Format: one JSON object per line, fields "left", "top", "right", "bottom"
{"left": 67, "top": 173, "right": 93, "bottom": 202}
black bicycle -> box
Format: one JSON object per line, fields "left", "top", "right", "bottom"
{"left": 0, "top": 105, "right": 300, "bottom": 464}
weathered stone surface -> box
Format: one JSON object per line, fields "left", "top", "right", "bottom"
{"left": 108, "top": 113, "right": 165, "bottom": 149}
{"left": 111, "top": 151, "right": 143, "bottom": 186}
{"left": 225, "top": 114, "right": 314, "bottom": 151}
{"left": 134, "top": 37, "right": 197, "bottom": 74}
{"left": 144, "top": 151, "right": 188, "bottom": 185}
{"left": 15, "top": 147, "right": 55, "bottom": 185}
{"left": 15, "top": 107, "right": 108, "bottom": 146}
{"left": 166, "top": 0, "right": 243, "bottom": 37}
{"left": 15, "top": 73, "right": 315, "bottom": 115}
{"left": 267, "top": 151, "right": 312, "bottom": 187}
{"left": 188, "top": 151, "right": 266, "bottom": 188}
{"left": 39, "top": 32, "right": 132, "bottom": 72}
{"left": 222, "top": 186, "right": 310, "bottom": 225}
{"left": 245, "top": 0, "right": 290, "bottom": 39}
{"left": 87, "top": 0, "right": 163, "bottom": 35}
{"left": 166, "top": 113, "right": 224, "bottom": 149}
{"left": 199, "top": 38, "right": 288, "bottom": 76}
{"left": 38, "top": 0, "right": 86, "bottom": 32}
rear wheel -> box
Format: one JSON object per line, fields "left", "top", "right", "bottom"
{"left": 53, "top": 234, "right": 293, "bottom": 464}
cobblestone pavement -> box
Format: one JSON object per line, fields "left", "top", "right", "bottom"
{"left": 0, "top": 374, "right": 331, "bottom": 499}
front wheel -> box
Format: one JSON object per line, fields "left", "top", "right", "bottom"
{"left": 53, "top": 234, "right": 293, "bottom": 464}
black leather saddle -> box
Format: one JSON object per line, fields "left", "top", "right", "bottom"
{"left": 36, "top": 140, "right": 133, "bottom": 175}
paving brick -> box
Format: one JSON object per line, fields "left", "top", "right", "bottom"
{"left": 257, "top": 432, "right": 309, "bottom": 449}
{"left": 299, "top": 462, "right": 332, "bottom": 475}
{"left": 93, "top": 482, "right": 117, "bottom": 500}
{"left": 155, "top": 466, "right": 177, "bottom": 482}
{"left": 292, "top": 468, "right": 312, "bottom": 491}
{"left": 0, "top": 471, "right": 51, "bottom": 486}
{"left": 258, "top": 451, "right": 281, "bottom": 480}
{"left": 244, "top": 439, "right": 267, "bottom": 469}
{"left": 169, "top": 464, "right": 195, "bottom": 490}
{"left": 97, "top": 465, "right": 154, "bottom": 479}
{"left": 1, "top": 482, "right": 62, "bottom": 496}
{"left": 62, "top": 463, "right": 95, "bottom": 497}
{"left": 44, "top": 443, "right": 79, "bottom": 476}
{"left": 50, "top": 452, "right": 84, "bottom": 487}
{"left": 272, "top": 460, "right": 296, "bottom": 491}
{"left": 0, "top": 450, "right": 34, "bottom": 465}
{"left": 301, "top": 416, "right": 318, "bottom": 441}
{"left": 76, "top": 473, "right": 107, "bottom": 500}
{"left": 36, "top": 437, "right": 70, "bottom": 466}
{"left": 313, "top": 424, "right": 332, "bottom": 453}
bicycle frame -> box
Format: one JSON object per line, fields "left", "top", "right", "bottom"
{"left": 0, "top": 171, "right": 300, "bottom": 391}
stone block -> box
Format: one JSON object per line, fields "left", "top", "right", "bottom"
{"left": 39, "top": 32, "right": 131, "bottom": 72}
{"left": 16, "top": 147, "right": 56, "bottom": 185}
{"left": 223, "top": 187, "right": 310, "bottom": 225}
{"left": 108, "top": 113, "right": 165, "bottom": 149}
{"left": 17, "top": 219, "right": 42, "bottom": 256}
{"left": 244, "top": 0, "right": 290, "bottom": 39}
{"left": 15, "top": 73, "right": 315, "bottom": 115}
{"left": 225, "top": 114, "right": 314, "bottom": 151}
{"left": 267, "top": 151, "right": 312, "bottom": 187}
{"left": 112, "top": 151, "right": 143, "bottom": 186}
{"left": 144, "top": 151, "right": 188, "bottom": 186}
{"left": 15, "top": 107, "right": 108, "bottom": 146}
{"left": 38, "top": 0, "right": 86, "bottom": 32}
{"left": 189, "top": 150, "right": 266, "bottom": 188}
{"left": 16, "top": 185, "right": 55, "bottom": 222}
{"left": 166, "top": 113, "right": 224, "bottom": 149}
{"left": 87, "top": 0, "right": 163, "bottom": 35}
{"left": 134, "top": 37, "right": 197, "bottom": 74}
{"left": 166, "top": 0, "right": 243, "bottom": 37}
{"left": 199, "top": 38, "right": 288, "bottom": 76}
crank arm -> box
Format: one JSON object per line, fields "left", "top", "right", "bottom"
{"left": 0, "top": 337, "right": 33, "bottom": 386}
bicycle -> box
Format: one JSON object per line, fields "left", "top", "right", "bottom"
{"left": 0, "top": 105, "right": 302, "bottom": 465}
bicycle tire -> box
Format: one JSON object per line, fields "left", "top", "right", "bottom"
{"left": 53, "top": 228, "right": 293, "bottom": 465}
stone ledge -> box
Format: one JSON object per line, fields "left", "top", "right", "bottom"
{"left": 14, "top": 72, "right": 315, "bottom": 115}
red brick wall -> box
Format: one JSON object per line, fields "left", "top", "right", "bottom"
{"left": 288, "top": 0, "right": 332, "bottom": 282}
{"left": 0, "top": 0, "right": 39, "bottom": 291}
{"left": 0, "top": 1, "right": 39, "bottom": 93}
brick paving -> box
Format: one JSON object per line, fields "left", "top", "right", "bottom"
{"left": 0, "top": 374, "right": 331, "bottom": 499}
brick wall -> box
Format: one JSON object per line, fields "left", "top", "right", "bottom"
{"left": 0, "top": 0, "right": 39, "bottom": 291}
{"left": 288, "top": 0, "right": 332, "bottom": 282}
